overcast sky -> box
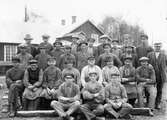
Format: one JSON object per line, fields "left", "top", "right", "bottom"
{"left": 0, "top": 0, "right": 167, "bottom": 47}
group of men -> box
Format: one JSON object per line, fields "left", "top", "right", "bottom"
{"left": 5, "top": 33, "right": 167, "bottom": 120}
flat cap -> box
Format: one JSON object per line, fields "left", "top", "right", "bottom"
{"left": 139, "top": 57, "right": 149, "bottom": 62}
{"left": 24, "top": 34, "right": 33, "bottom": 40}
{"left": 140, "top": 34, "right": 148, "bottom": 39}
{"left": 19, "top": 44, "right": 27, "bottom": 48}
{"left": 87, "top": 38, "right": 95, "bottom": 42}
{"left": 105, "top": 56, "right": 113, "bottom": 62}
{"left": 110, "top": 73, "right": 120, "bottom": 77}
{"left": 29, "top": 59, "right": 38, "bottom": 64}
{"left": 100, "top": 35, "right": 110, "bottom": 39}
{"left": 124, "top": 56, "right": 133, "bottom": 61}
{"left": 87, "top": 55, "right": 95, "bottom": 60}
{"left": 53, "top": 41, "right": 62, "bottom": 46}
{"left": 88, "top": 71, "right": 98, "bottom": 76}
{"left": 42, "top": 34, "right": 50, "bottom": 38}
{"left": 154, "top": 42, "right": 162, "bottom": 47}
{"left": 78, "top": 41, "right": 88, "bottom": 47}
{"left": 103, "top": 43, "right": 111, "bottom": 48}
{"left": 64, "top": 73, "right": 75, "bottom": 79}
{"left": 65, "top": 45, "right": 72, "bottom": 49}
{"left": 112, "top": 39, "right": 119, "bottom": 43}
{"left": 47, "top": 56, "right": 56, "bottom": 61}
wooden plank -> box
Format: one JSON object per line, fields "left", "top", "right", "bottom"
{"left": 131, "top": 108, "right": 152, "bottom": 116}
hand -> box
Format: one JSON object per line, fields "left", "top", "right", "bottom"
{"left": 112, "top": 102, "right": 121, "bottom": 109}
{"left": 50, "top": 89, "right": 56, "bottom": 95}
{"left": 94, "top": 93, "right": 99, "bottom": 97}
{"left": 47, "top": 88, "right": 52, "bottom": 95}
{"left": 33, "top": 87, "right": 38, "bottom": 92}
{"left": 28, "top": 85, "right": 34, "bottom": 90}
{"left": 16, "top": 80, "right": 22, "bottom": 84}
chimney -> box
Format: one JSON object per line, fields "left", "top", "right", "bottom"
{"left": 72, "top": 16, "right": 76, "bottom": 24}
{"left": 61, "top": 19, "right": 66, "bottom": 26}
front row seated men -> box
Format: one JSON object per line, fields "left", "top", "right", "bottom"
{"left": 50, "top": 74, "right": 81, "bottom": 120}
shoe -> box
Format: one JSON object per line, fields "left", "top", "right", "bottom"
{"left": 155, "top": 104, "right": 161, "bottom": 110}
{"left": 96, "top": 117, "right": 105, "bottom": 120}
{"left": 149, "top": 110, "right": 154, "bottom": 117}
{"left": 122, "top": 114, "right": 133, "bottom": 119}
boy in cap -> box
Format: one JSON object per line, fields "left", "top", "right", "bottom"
{"left": 102, "top": 56, "right": 120, "bottom": 86}
{"left": 6, "top": 56, "right": 25, "bottom": 117}
{"left": 59, "top": 45, "right": 76, "bottom": 70}
{"left": 104, "top": 73, "right": 133, "bottom": 119}
{"left": 81, "top": 55, "right": 103, "bottom": 87}
{"left": 147, "top": 42, "right": 167, "bottom": 109}
{"left": 50, "top": 73, "right": 81, "bottom": 120}
{"left": 16, "top": 44, "right": 33, "bottom": 70}
{"left": 35, "top": 46, "right": 51, "bottom": 70}
{"left": 87, "top": 38, "right": 98, "bottom": 59}
{"left": 41, "top": 57, "right": 62, "bottom": 100}
{"left": 62, "top": 58, "right": 80, "bottom": 86}
{"left": 80, "top": 71, "right": 105, "bottom": 120}
{"left": 111, "top": 39, "right": 122, "bottom": 58}
{"left": 22, "top": 59, "right": 43, "bottom": 110}
{"left": 119, "top": 57, "right": 137, "bottom": 106}
{"left": 96, "top": 43, "right": 122, "bottom": 68}
{"left": 50, "top": 41, "right": 64, "bottom": 67}
{"left": 136, "top": 57, "right": 156, "bottom": 113}
{"left": 39, "top": 34, "right": 53, "bottom": 54}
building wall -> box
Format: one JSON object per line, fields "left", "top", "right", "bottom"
{"left": 0, "top": 44, "right": 4, "bottom": 61}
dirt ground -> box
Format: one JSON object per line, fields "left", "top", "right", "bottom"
{"left": 0, "top": 76, "right": 167, "bottom": 120}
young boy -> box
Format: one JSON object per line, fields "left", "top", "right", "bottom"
{"left": 50, "top": 74, "right": 81, "bottom": 120}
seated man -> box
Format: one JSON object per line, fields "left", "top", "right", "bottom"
{"left": 40, "top": 57, "right": 62, "bottom": 109}
{"left": 119, "top": 57, "right": 137, "bottom": 106}
{"left": 104, "top": 73, "right": 133, "bottom": 119}
{"left": 136, "top": 57, "right": 157, "bottom": 114}
{"left": 22, "top": 59, "right": 43, "bottom": 110}
{"left": 6, "top": 56, "right": 25, "bottom": 117}
{"left": 50, "top": 74, "right": 81, "bottom": 120}
{"left": 80, "top": 71, "right": 105, "bottom": 120}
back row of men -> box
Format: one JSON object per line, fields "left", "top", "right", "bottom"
{"left": 6, "top": 33, "right": 167, "bottom": 119}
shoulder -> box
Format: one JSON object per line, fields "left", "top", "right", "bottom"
{"left": 6, "top": 67, "right": 14, "bottom": 74}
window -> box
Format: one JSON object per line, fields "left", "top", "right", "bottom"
{"left": 91, "top": 33, "right": 99, "bottom": 43}
{"left": 4, "top": 45, "right": 17, "bottom": 61}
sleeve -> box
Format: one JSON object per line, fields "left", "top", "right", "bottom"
{"left": 42, "top": 70, "right": 48, "bottom": 88}
{"left": 149, "top": 65, "right": 156, "bottom": 84}
{"left": 97, "top": 67, "right": 103, "bottom": 84}
{"left": 81, "top": 67, "right": 87, "bottom": 87}
{"left": 136, "top": 67, "right": 147, "bottom": 82}
{"left": 23, "top": 70, "right": 31, "bottom": 88}
{"left": 72, "top": 55, "right": 77, "bottom": 68}
{"left": 113, "top": 55, "right": 122, "bottom": 68}
{"left": 76, "top": 70, "right": 81, "bottom": 87}
{"left": 58, "top": 55, "right": 63, "bottom": 70}
{"left": 96, "top": 55, "right": 102, "bottom": 68}
{"left": 120, "top": 85, "right": 128, "bottom": 103}
{"left": 96, "top": 85, "right": 105, "bottom": 102}
{"left": 105, "top": 86, "right": 110, "bottom": 103}
{"left": 73, "top": 85, "right": 81, "bottom": 100}
{"left": 102, "top": 68, "right": 107, "bottom": 84}
{"left": 6, "top": 70, "right": 13, "bottom": 88}
{"left": 54, "top": 69, "right": 63, "bottom": 89}
{"left": 82, "top": 84, "right": 93, "bottom": 100}
{"left": 34, "top": 69, "right": 44, "bottom": 87}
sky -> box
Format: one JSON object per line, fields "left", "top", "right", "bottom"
{"left": 0, "top": 0, "right": 167, "bottom": 48}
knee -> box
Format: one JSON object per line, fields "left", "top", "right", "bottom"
{"left": 97, "top": 105, "right": 104, "bottom": 113}
{"left": 104, "top": 104, "right": 111, "bottom": 109}
{"left": 122, "top": 103, "right": 133, "bottom": 110}
{"left": 149, "top": 88, "right": 157, "bottom": 98}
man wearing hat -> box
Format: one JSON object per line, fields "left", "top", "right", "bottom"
{"left": 111, "top": 39, "right": 122, "bottom": 58}
{"left": 50, "top": 41, "right": 64, "bottom": 67}
{"left": 97, "top": 34, "right": 111, "bottom": 56}
{"left": 136, "top": 34, "right": 153, "bottom": 63}
{"left": 81, "top": 55, "right": 103, "bottom": 87}
{"left": 22, "top": 59, "right": 43, "bottom": 110}
{"left": 96, "top": 43, "right": 122, "bottom": 68}
{"left": 87, "top": 38, "right": 98, "bottom": 59}
{"left": 39, "top": 34, "right": 53, "bottom": 55}
{"left": 16, "top": 44, "right": 33, "bottom": 70}
{"left": 6, "top": 56, "right": 25, "bottom": 117}
{"left": 104, "top": 73, "right": 133, "bottom": 119}
{"left": 102, "top": 56, "right": 120, "bottom": 86}
{"left": 136, "top": 57, "right": 156, "bottom": 113}
{"left": 18, "top": 34, "right": 37, "bottom": 57}
{"left": 59, "top": 45, "right": 76, "bottom": 70}
{"left": 50, "top": 73, "right": 81, "bottom": 120}
{"left": 35, "top": 45, "right": 51, "bottom": 70}
{"left": 62, "top": 58, "right": 80, "bottom": 86}
{"left": 40, "top": 57, "right": 62, "bottom": 107}
{"left": 76, "top": 41, "right": 90, "bottom": 71}
{"left": 147, "top": 42, "right": 167, "bottom": 109}
{"left": 80, "top": 71, "right": 105, "bottom": 120}
{"left": 71, "top": 34, "right": 80, "bottom": 54}
{"left": 119, "top": 57, "right": 137, "bottom": 106}
{"left": 120, "top": 45, "right": 138, "bottom": 68}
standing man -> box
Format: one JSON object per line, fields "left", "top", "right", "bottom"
{"left": 39, "top": 34, "right": 53, "bottom": 55}
{"left": 18, "top": 34, "right": 37, "bottom": 57}
{"left": 87, "top": 38, "right": 98, "bottom": 59}
{"left": 16, "top": 44, "right": 33, "bottom": 70}
{"left": 147, "top": 42, "right": 167, "bottom": 109}
{"left": 111, "top": 39, "right": 122, "bottom": 59}
{"left": 136, "top": 57, "right": 156, "bottom": 114}
{"left": 97, "top": 34, "right": 111, "bottom": 56}
{"left": 6, "top": 56, "right": 25, "bottom": 117}
{"left": 50, "top": 41, "right": 64, "bottom": 68}
{"left": 136, "top": 34, "right": 153, "bottom": 62}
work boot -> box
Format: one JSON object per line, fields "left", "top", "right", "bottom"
{"left": 96, "top": 117, "right": 105, "bottom": 120}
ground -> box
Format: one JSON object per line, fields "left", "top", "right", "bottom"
{"left": 0, "top": 76, "right": 167, "bottom": 120}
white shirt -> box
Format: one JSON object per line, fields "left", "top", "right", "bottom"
{"left": 155, "top": 52, "right": 160, "bottom": 59}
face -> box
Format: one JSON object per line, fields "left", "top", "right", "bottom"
{"left": 54, "top": 44, "right": 61, "bottom": 49}
{"left": 20, "top": 48, "right": 27, "bottom": 53}
{"left": 109, "top": 75, "right": 121, "bottom": 83}
{"left": 65, "top": 48, "right": 71, "bottom": 53}
{"left": 25, "top": 39, "right": 31, "bottom": 44}
{"left": 12, "top": 61, "right": 20, "bottom": 67}
{"left": 40, "top": 49, "right": 46, "bottom": 53}
{"left": 123, "top": 34, "right": 130, "bottom": 45}
{"left": 80, "top": 44, "right": 87, "bottom": 50}
{"left": 141, "top": 37, "right": 148, "bottom": 45}
{"left": 88, "top": 41, "right": 94, "bottom": 47}
{"left": 88, "top": 59, "right": 95, "bottom": 65}
{"left": 104, "top": 46, "right": 111, "bottom": 53}
{"left": 140, "top": 61, "right": 148, "bottom": 67}
{"left": 30, "top": 64, "right": 38, "bottom": 70}
{"left": 124, "top": 59, "right": 132, "bottom": 66}
{"left": 154, "top": 45, "right": 161, "bottom": 52}
{"left": 65, "top": 77, "right": 74, "bottom": 83}
{"left": 66, "top": 63, "right": 73, "bottom": 68}
{"left": 106, "top": 61, "right": 114, "bottom": 67}
{"left": 101, "top": 38, "right": 108, "bottom": 44}
{"left": 112, "top": 41, "right": 118, "bottom": 47}
{"left": 43, "top": 38, "right": 48, "bottom": 42}
{"left": 89, "top": 73, "right": 97, "bottom": 81}
{"left": 125, "top": 47, "right": 133, "bottom": 53}
{"left": 48, "top": 59, "right": 56, "bottom": 66}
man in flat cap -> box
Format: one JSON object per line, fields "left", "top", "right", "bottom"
{"left": 39, "top": 34, "right": 53, "bottom": 55}
{"left": 6, "top": 56, "right": 25, "bottom": 117}
{"left": 97, "top": 35, "right": 111, "bottom": 56}
{"left": 59, "top": 45, "right": 76, "bottom": 70}
{"left": 147, "top": 42, "right": 167, "bottom": 109}
{"left": 96, "top": 43, "right": 122, "bottom": 68}
{"left": 35, "top": 45, "right": 51, "bottom": 70}
{"left": 104, "top": 73, "right": 133, "bottom": 119}
{"left": 16, "top": 44, "right": 33, "bottom": 70}
{"left": 87, "top": 38, "right": 98, "bottom": 59}
{"left": 22, "top": 59, "right": 43, "bottom": 110}
{"left": 81, "top": 55, "right": 103, "bottom": 87}
{"left": 111, "top": 39, "right": 122, "bottom": 59}
{"left": 50, "top": 73, "right": 81, "bottom": 120}
{"left": 80, "top": 71, "right": 105, "bottom": 120}
{"left": 18, "top": 34, "right": 38, "bottom": 57}
{"left": 136, "top": 57, "right": 156, "bottom": 114}
{"left": 50, "top": 41, "right": 64, "bottom": 68}
{"left": 136, "top": 34, "right": 153, "bottom": 64}
{"left": 119, "top": 57, "right": 137, "bottom": 106}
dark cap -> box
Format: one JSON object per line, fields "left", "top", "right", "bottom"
{"left": 78, "top": 41, "right": 88, "bottom": 47}
{"left": 124, "top": 56, "right": 133, "bottom": 61}
{"left": 42, "top": 34, "right": 50, "bottom": 38}
{"left": 24, "top": 34, "right": 33, "bottom": 40}
{"left": 103, "top": 43, "right": 111, "bottom": 48}
{"left": 112, "top": 39, "right": 119, "bottom": 43}
{"left": 47, "top": 56, "right": 56, "bottom": 61}
{"left": 12, "top": 56, "right": 20, "bottom": 62}
{"left": 140, "top": 34, "right": 148, "bottom": 39}
{"left": 87, "top": 55, "right": 95, "bottom": 60}
{"left": 53, "top": 41, "right": 62, "bottom": 46}
{"left": 64, "top": 73, "right": 75, "bottom": 79}
{"left": 29, "top": 59, "right": 38, "bottom": 64}
{"left": 88, "top": 71, "right": 98, "bottom": 76}
{"left": 39, "top": 45, "right": 47, "bottom": 49}
{"left": 125, "top": 45, "right": 134, "bottom": 49}
{"left": 65, "top": 45, "right": 72, "bottom": 49}
{"left": 110, "top": 73, "right": 120, "bottom": 77}
{"left": 19, "top": 44, "right": 27, "bottom": 49}
{"left": 105, "top": 56, "right": 113, "bottom": 62}
{"left": 139, "top": 57, "right": 149, "bottom": 62}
